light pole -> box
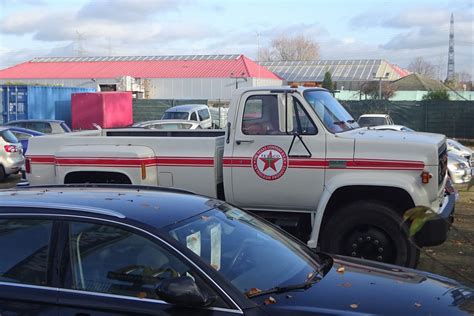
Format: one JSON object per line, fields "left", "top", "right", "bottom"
{"left": 373, "top": 72, "right": 390, "bottom": 100}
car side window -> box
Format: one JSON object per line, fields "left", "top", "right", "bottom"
{"left": 65, "top": 221, "right": 227, "bottom": 306}
{"left": 12, "top": 132, "right": 31, "bottom": 140}
{"left": 190, "top": 112, "right": 198, "bottom": 121}
{"left": 27, "top": 122, "right": 52, "bottom": 134}
{"left": 198, "top": 109, "right": 210, "bottom": 121}
{"left": 0, "top": 219, "right": 53, "bottom": 286}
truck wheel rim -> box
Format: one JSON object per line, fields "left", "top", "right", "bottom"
{"left": 344, "top": 226, "right": 395, "bottom": 263}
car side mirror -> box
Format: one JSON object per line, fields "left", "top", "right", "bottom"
{"left": 155, "top": 276, "right": 215, "bottom": 307}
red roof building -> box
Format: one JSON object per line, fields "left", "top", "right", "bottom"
{"left": 0, "top": 54, "right": 282, "bottom": 100}
{"left": 0, "top": 54, "right": 279, "bottom": 80}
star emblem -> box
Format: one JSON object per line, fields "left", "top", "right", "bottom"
{"left": 259, "top": 151, "right": 281, "bottom": 172}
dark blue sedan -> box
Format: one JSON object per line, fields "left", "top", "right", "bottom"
{"left": 4, "top": 126, "right": 44, "bottom": 154}
{"left": 0, "top": 185, "right": 472, "bottom": 315}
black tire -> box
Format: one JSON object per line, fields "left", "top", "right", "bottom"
{"left": 320, "top": 200, "right": 419, "bottom": 268}
{"left": 0, "top": 166, "right": 5, "bottom": 182}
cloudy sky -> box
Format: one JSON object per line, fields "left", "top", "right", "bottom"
{"left": 0, "top": 0, "right": 472, "bottom": 79}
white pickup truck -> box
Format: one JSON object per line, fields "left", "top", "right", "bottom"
{"left": 24, "top": 86, "right": 455, "bottom": 268}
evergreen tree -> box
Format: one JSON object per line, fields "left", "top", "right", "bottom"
{"left": 322, "top": 71, "right": 333, "bottom": 90}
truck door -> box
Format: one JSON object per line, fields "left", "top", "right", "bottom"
{"left": 227, "top": 90, "right": 326, "bottom": 211}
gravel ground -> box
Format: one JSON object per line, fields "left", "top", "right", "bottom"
{"left": 1, "top": 173, "right": 473, "bottom": 288}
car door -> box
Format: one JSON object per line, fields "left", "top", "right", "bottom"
{"left": 0, "top": 216, "right": 59, "bottom": 315}
{"left": 57, "top": 219, "right": 241, "bottom": 315}
{"left": 227, "top": 91, "right": 326, "bottom": 211}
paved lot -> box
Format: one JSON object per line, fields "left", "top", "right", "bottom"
{"left": 1, "top": 173, "right": 473, "bottom": 287}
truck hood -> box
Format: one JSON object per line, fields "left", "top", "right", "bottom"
{"left": 256, "top": 255, "right": 473, "bottom": 315}
{"left": 338, "top": 128, "right": 446, "bottom": 166}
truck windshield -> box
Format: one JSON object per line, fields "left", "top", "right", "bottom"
{"left": 303, "top": 90, "right": 358, "bottom": 133}
{"left": 162, "top": 112, "right": 189, "bottom": 120}
{"left": 166, "top": 204, "right": 322, "bottom": 295}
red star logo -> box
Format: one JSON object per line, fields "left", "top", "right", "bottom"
{"left": 259, "top": 151, "right": 281, "bottom": 172}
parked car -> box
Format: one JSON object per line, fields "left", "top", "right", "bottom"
{"left": 448, "top": 139, "right": 473, "bottom": 167}
{"left": 0, "top": 185, "right": 472, "bottom": 315}
{"left": 357, "top": 114, "right": 395, "bottom": 127}
{"left": 5, "top": 126, "right": 44, "bottom": 154}
{"left": 162, "top": 104, "right": 212, "bottom": 129}
{"left": 5, "top": 119, "right": 72, "bottom": 134}
{"left": 371, "top": 125, "right": 473, "bottom": 183}
{"left": 448, "top": 152, "right": 472, "bottom": 184}
{"left": 0, "top": 127, "right": 24, "bottom": 181}
{"left": 133, "top": 120, "right": 201, "bottom": 130}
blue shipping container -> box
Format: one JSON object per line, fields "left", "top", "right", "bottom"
{"left": 1, "top": 85, "right": 95, "bottom": 126}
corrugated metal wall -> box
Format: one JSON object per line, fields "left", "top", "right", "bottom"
{"left": 1, "top": 85, "right": 94, "bottom": 125}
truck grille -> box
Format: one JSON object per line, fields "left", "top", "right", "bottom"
{"left": 438, "top": 143, "right": 448, "bottom": 186}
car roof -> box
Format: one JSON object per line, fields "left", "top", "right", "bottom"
{"left": 6, "top": 119, "right": 65, "bottom": 124}
{"left": 4, "top": 126, "right": 44, "bottom": 135}
{"left": 0, "top": 185, "right": 222, "bottom": 228}
{"left": 136, "top": 120, "right": 197, "bottom": 126}
{"left": 359, "top": 114, "right": 389, "bottom": 118}
{"left": 164, "top": 104, "right": 208, "bottom": 112}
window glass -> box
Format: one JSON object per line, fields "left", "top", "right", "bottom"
{"left": 162, "top": 112, "right": 189, "bottom": 120}
{"left": 190, "top": 112, "right": 198, "bottom": 121}
{"left": 357, "top": 117, "right": 386, "bottom": 127}
{"left": 198, "top": 109, "right": 210, "bottom": 121}
{"left": 242, "top": 95, "right": 316, "bottom": 135}
{"left": 12, "top": 132, "right": 31, "bottom": 141}
{"left": 167, "top": 206, "right": 320, "bottom": 294}
{"left": 1, "top": 130, "right": 19, "bottom": 143}
{"left": 26, "top": 122, "right": 52, "bottom": 134}
{"left": 66, "top": 222, "right": 221, "bottom": 304}
{"left": 0, "top": 219, "right": 52, "bottom": 286}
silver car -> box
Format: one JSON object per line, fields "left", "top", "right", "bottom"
{"left": 0, "top": 127, "right": 24, "bottom": 181}
{"left": 448, "top": 152, "right": 472, "bottom": 184}
{"left": 132, "top": 119, "right": 201, "bottom": 130}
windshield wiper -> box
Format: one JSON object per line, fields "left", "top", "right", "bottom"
{"left": 246, "top": 258, "right": 332, "bottom": 298}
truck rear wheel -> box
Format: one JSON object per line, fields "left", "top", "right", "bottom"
{"left": 320, "top": 200, "right": 419, "bottom": 268}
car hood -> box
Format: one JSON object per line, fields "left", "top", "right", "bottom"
{"left": 255, "top": 255, "right": 473, "bottom": 315}
{"left": 338, "top": 128, "right": 446, "bottom": 166}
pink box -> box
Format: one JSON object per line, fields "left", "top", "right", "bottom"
{"left": 72, "top": 92, "right": 133, "bottom": 130}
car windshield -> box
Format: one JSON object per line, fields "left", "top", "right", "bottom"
{"left": 358, "top": 117, "right": 386, "bottom": 127}
{"left": 162, "top": 112, "right": 189, "bottom": 120}
{"left": 166, "top": 204, "right": 321, "bottom": 294}
{"left": 303, "top": 90, "right": 358, "bottom": 133}
{"left": 1, "top": 130, "right": 19, "bottom": 143}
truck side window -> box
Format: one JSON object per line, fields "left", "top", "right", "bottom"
{"left": 190, "top": 112, "right": 198, "bottom": 121}
{"left": 242, "top": 95, "right": 282, "bottom": 135}
{"left": 242, "top": 95, "right": 316, "bottom": 135}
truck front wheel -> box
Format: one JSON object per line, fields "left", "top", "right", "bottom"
{"left": 320, "top": 200, "right": 419, "bottom": 268}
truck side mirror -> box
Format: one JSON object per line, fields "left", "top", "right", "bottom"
{"left": 278, "top": 94, "right": 294, "bottom": 134}
{"left": 155, "top": 276, "right": 215, "bottom": 307}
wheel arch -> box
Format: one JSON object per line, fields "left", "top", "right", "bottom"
{"left": 308, "top": 184, "right": 416, "bottom": 248}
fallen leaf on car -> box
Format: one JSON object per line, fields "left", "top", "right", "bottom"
{"left": 137, "top": 292, "right": 147, "bottom": 299}
{"left": 264, "top": 296, "right": 277, "bottom": 305}
{"left": 414, "top": 302, "right": 422, "bottom": 308}
{"left": 337, "top": 266, "right": 345, "bottom": 273}
{"left": 201, "top": 215, "right": 209, "bottom": 221}
{"left": 342, "top": 282, "right": 352, "bottom": 288}
{"left": 307, "top": 271, "right": 315, "bottom": 280}
{"left": 246, "top": 288, "right": 262, "bottom": 296}
{"left": 350, "top": 303, "right": 358, "bottom": 309}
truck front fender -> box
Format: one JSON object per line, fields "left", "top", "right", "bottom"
{"left": 307, "top": 172, "right": 427, "bottom": 248}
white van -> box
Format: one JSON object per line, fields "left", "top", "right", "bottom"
{"left": 161, "top": 104, "right": 212, "bottom": 129}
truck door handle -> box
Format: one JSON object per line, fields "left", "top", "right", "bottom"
{"left": 236, "top": 139, "right": 254, "bottom": 145}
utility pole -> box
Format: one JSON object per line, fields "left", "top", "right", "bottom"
{"left": 446, "top": 13, "right": 455, "bottom": 82}
{"left": 74, "top": 30, "right": 85, "bottom": 57}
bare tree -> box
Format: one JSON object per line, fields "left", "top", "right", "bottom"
{"left": 260, "top": 35, "right": 320, "bottom": 61}
{"left": 360, "top": 81, "right": 397, "bottom": 100}
{"left": 408, "top": 57, "right": 437, "bottom": 79}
